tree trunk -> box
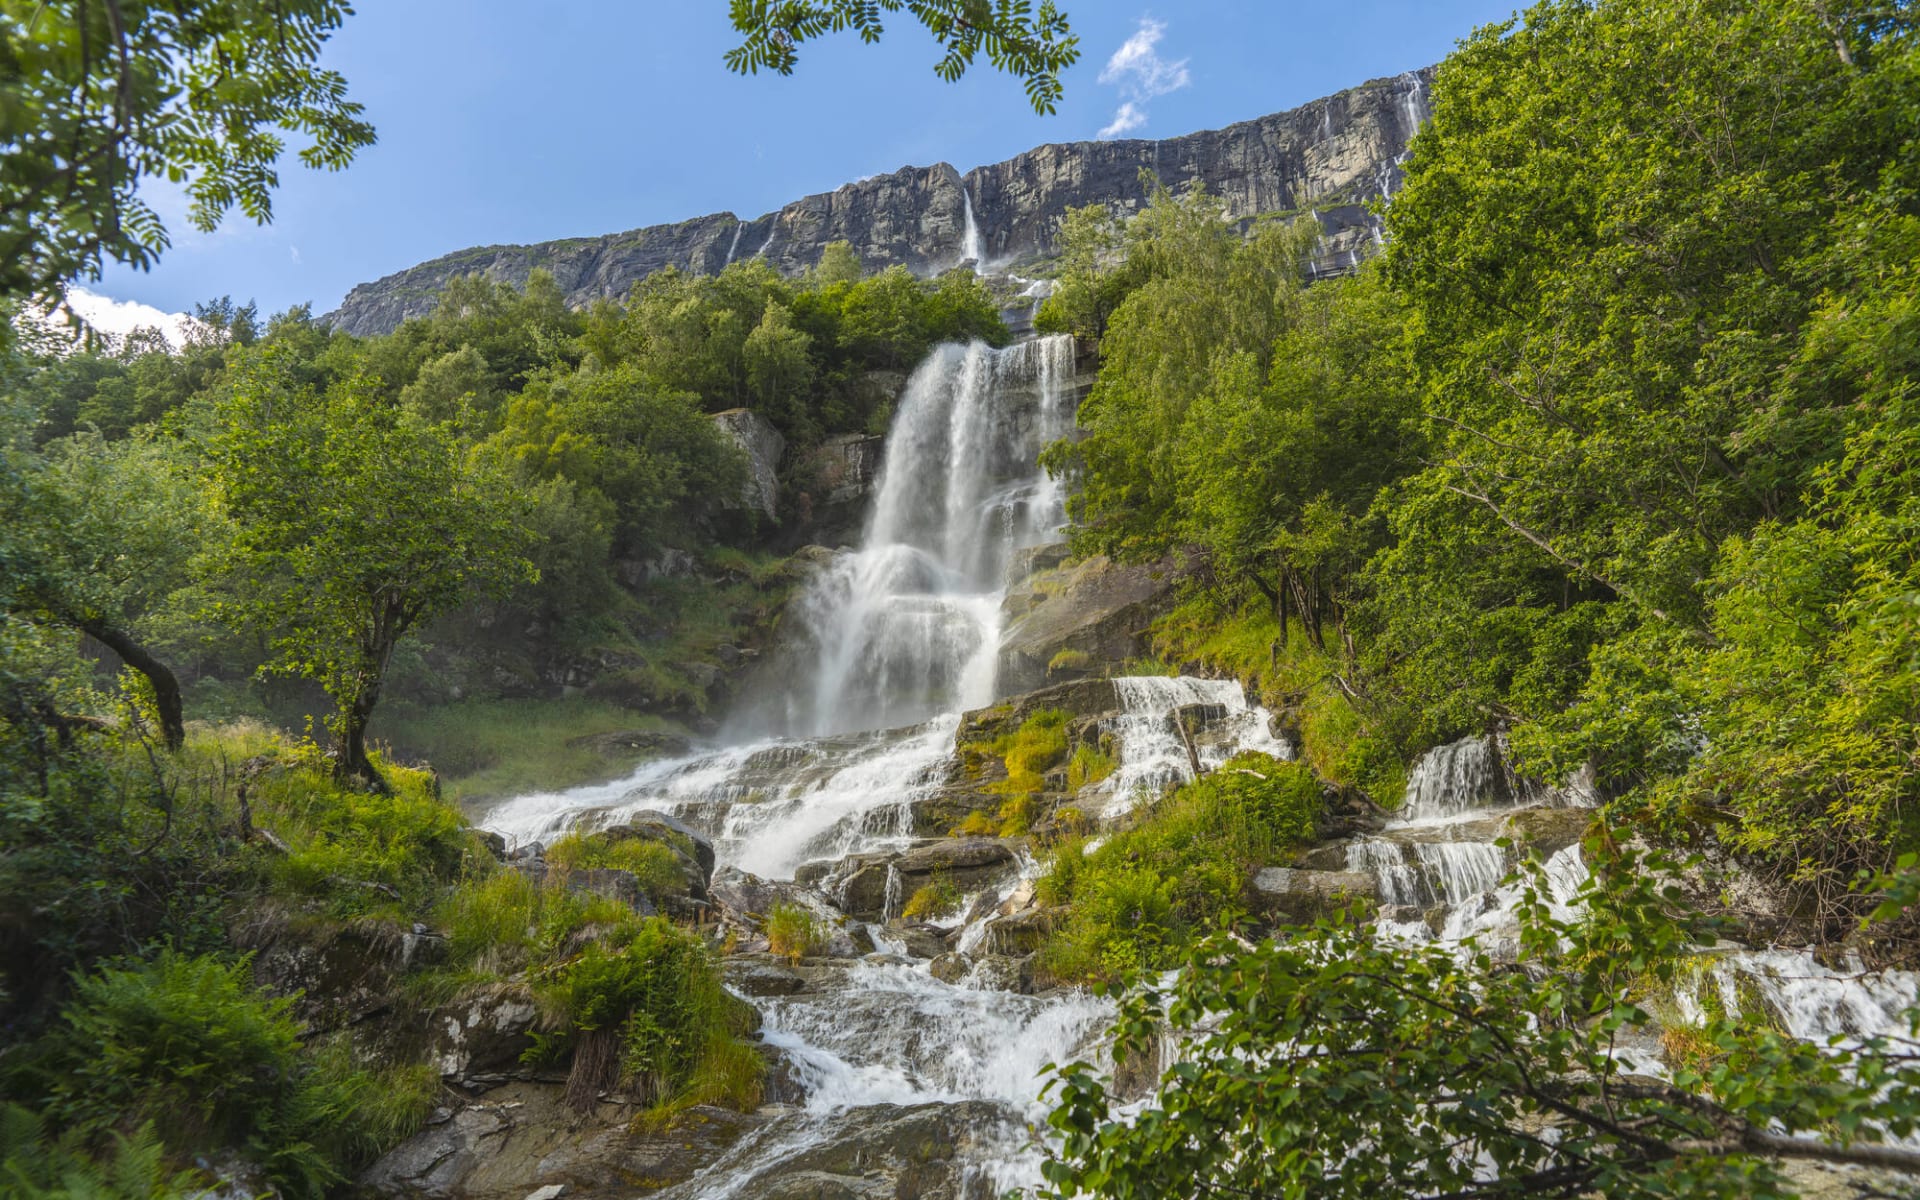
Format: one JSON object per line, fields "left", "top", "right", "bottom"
{"left": 335, "top": 685, "right": 388, "bottom": 791}
{"left": 80, "top": 619, "right": 185, "bottom": 750}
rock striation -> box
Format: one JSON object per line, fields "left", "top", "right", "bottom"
{"left": 324, "top": 70, "right": 1434, "bottom": 336}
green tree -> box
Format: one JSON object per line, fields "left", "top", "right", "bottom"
{"left": 725, "top": 0, "right": 1079, "bottom": 114}
{"left": 205, "top": 347, "right": 535, "bottom": 785}
{"left": 1039, "top": 847, "right": 1920, "bottom": 1198}
{"left": 0, "top": 1, "right": 374, "bottom": 306}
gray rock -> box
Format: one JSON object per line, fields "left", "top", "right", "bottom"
{"left": 712, "top": 408, "right": 786, "bottom": 520}
{"left": 324, "top": 71, "right": 1434, "bottom": 337}
{"left": 725, "top": 958, "right": 809, "bottom": 998}
{"left": 996, "top": 554, "right": 1193, "bottom": 695}
{"left": 1254, "top": 867, "right": 1378, "bottom": 925}
{"left": 1498, "top": 806, "right": 1593, "bottom": 857}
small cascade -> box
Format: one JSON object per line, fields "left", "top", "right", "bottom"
{"left": 960, "top": 184, "right": 987, "bottom": 269}
{"left": 1398, "top": 735, "right": 1508, "bottom": 824}
{"left": 1675, "top": 950, "right": 1920, "bottom": 1045}
{"left": 754, "top": 217, "right": 779, "bottom": 260}
{"left": 1090, "top": 676, "right": 1293, "bottom": 815}
{"left": 1348, "top": 840, "right": 1508, "bottom": 908}
{"left": 723, "top": 220, "right": 745, "bottom": 267}
{"left": 650, "top": 961, "right": 1115, "bottom": 1199}
{"left": 881, "top": 862, "right": 903, "bottom": 922}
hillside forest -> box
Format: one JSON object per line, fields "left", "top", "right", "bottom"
{"left": 3, "top": 1, "right": 1920, "bottom": 1198}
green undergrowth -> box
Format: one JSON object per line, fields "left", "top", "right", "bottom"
{"left": 1036, "top": 752, "right": 1321, "bottom": 983}
{"left": 545, "top": 831, "right": 689, "bottom": 906}
{"left": 955, "top": 709, "right": 1074, "bottom": 837}
{"left": 524, "top": 919, "right": 762, "bottom": 1122}
{"left": 903, "top": 878, "right": 964, "bottom": 920}
{"left": 2, "top": 951, "right": 437, "bottom": 1200}
{"left": 372, "top": 697, "right": 683, "bottom": 803}
{"left": 766, "top": 903, "right": 826, "bottom": 963}
{"left": 1154, "top": 594, "right": 1412, "bottom": 806}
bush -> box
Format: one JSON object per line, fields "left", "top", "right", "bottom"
{"left": 526, "top": 920, "right": 761, "bottom": 1116}
{"left": 545, "top": 831, "right": 687, "bottom": 905}
{"left": 1066, "top": 743, "right": 1117, "bottom": 791}
{"left": 1036, "top": 753, "right": 1319, "bottom": 983}
{"left": 0, "top": 1104, "right": 200, "bottom": 1200}
{"left": 766, "top": 903, "right": 825, "bottom": 963}
{"left": 24, "top": 951, "right": 434, "bottom": 1199}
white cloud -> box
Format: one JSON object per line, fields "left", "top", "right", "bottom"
{"left": 44, "top": 288, "right": 197, "bottom": 349}
{"left": 290, "top": 245, "right": 303, "bottom": 264}
{"left": 1098, "top": 19, "right": 1190, "bottom": 100}
{"left": 1099, "top": 102, "right": 1148, "bottom": 139}
{"left": 1095, "top": 18, "right": 1190, "bottom": 141}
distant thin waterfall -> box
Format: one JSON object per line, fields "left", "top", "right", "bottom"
{"left": 723, "top": 221, "right": 745, "bottom": 267}
{"left": 961, "top": 185, "right": 987, "bottom": 269}
{"left": 786, "top": 336, "right": 1078, "bottom": 736}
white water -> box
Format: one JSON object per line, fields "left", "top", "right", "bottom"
{"left": 1091, "top": 676, "right": 1293, "bottom": 815}
{"left": 785, "top": 336, "right": 1076, "bottom": 735}
{"left": 722, "top": 220, "right": 745, "bottom": 267}
{"left": 961, "top": 184, "right": 988, "bottom": 269}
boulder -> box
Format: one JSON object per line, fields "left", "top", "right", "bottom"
{"left": 605, "top": 809, "right": 717, "bottom": 881}
{"left": 1499, "top": 806, "right": 1594, "bottom": 857}
{"left": 1253, "top": 867, "right": 1379, "bottom": 925}
{"left": 821, "top": 840, "right": 1017, "bottom": 920}
{"left": 428, "top": 984, "right": 541, "bottom": 1086}
{"left": 977, "top": 908, "right": 1057, "bottom": 957}
{"left": 237, "top": 911, "right": 416, "bottom": 1033}
{"left": 928, "top": 953, "right": 969, "bottom": 983}
{"left": 725, "top": 956, "right": 809, "bottom": 998}
{"left": 997, "top": 553, "right": 1193, "bottom": 695}
{"left": 359, "top": 1082, "right": 765, "bottom": 1199}
{"left": 510, "top": 860, "right": 658, "bottom": 916}
{"left": 712, "top": 408, "right": 786, "bottom": 520}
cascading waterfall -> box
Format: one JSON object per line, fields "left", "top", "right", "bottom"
{"left": 785, "top": 336, "right": 1077, "bottom": 735}
{"left": 722, "top": 220, "right": 745, "bottom": 267}
{"left": 1092, "top": 676, "right": 1293, "bottom": 815}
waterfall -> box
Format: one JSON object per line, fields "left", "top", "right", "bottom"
{"left": 1090, "top": 676, "right": 1293, "bottom": 815}
{"left": 787, "top": 336, "right": 1077, "bottom": 735}
{"left": 755, "top": 217, "right": 779, "bottom": 260}
{"left": 1398, "top": 735, "right": 1507, "bottom": 823}
{"left": 723, "top": 220, "right": 745, "bottom": 267}
{"left": 961, "top": 184, "right": 987, "bottom": 269}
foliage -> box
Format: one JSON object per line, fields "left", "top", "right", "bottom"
{"left": 526, "top": 920, "right": 761, "bottom": 1114}
{"left": 204, "top": 346, "right": 538, "bottom": 783}
{"left": 989, "top": 708, "right": 1070, "bottom": 835}
{"left": 0, "top": 1, "right": 374, "bottom": 306}
{"left": 545, "top": 831, "right": 689, "bottom": 906}
{"left": 902, "top": 878, "right": 963, "bottom": 921}
{"left": 766, "top": 902, "right": 826, "bottom": 963}
{"left": 372, "top": 697, "right": 682, "bottom": 802}
{"left": 0, "top": 1104, "right": 201, "bottom": 1200}
{"left": 1036, "top": 843, "right": 1920, "bottom": 1198}
{"left": 724, "top": 0, "right": 1079, "bottom": 114}
{"left": 1064, "top": 742, "right": 1115, "bottom": 791}
{"left": 1036, "top": 752, "right": 1317, "bottom": 982}
{"left": 14, "top": 951, "right": 433, "bottom": 1199}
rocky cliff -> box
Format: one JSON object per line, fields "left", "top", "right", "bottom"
{"left": 324, "top": 69, "right": 1433, "bottom": 337}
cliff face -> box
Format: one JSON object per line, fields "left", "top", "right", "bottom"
{"left": 324, "top": 69, "right": 1432, "bottom": 337}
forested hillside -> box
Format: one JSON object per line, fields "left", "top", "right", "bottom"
{"left": 5, "top": 1, "right": 1920, "bottom": 1198}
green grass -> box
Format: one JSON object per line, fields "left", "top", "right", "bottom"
{"left": 371, "top": 697, "right": 682, "bottom": 803}
{"left": 766, "top": 903, "right": 825, "bottom": 963}
{"left": 902, "top": 879, "right": 964, "bottom": 920}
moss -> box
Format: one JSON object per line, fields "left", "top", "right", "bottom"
{"left": 902, "top": 878, "right": 964, "bottom": 920}
{"left": 1066, "top": 743, "right": 1117, "bottom": 791}
{"left": 1047, "top": 648, "right": 1094, "bottom": 676}
{"left": 545, "top": 831, "right": 687, "bottom": 905}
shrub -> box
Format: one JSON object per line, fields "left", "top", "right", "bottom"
{"left": 1047, "top": 648, "right": 1094, "bottom": 676}
{"left": 766, "top": 903, "right": 825, "bottom": 963}
{"left": 1066, "top": 743, "right": 1117, "bottom": 791}
{"left": 27, "top": 951, "right": 435, "bottom": 1199}
{"left": 989, "top": 709, "right": 1071, "bottom": 835}
{"left": 0, "top": 1104, "right": 201, "bottom": 1200}
{"left": 1036, "top": 752, "right": 1320, "bottom": 983}
{"left": 545, "top": 831, "right": 688, "bottom": 904}
{"left": 902, "top": 879, "right": 963, "bottom": 920}
{"left": 526, "top": 920, "right": 761, "bottom": 1115}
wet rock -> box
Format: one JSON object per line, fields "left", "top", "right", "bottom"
{"left": 978, "top": 908, "right": 1057, "bottom": 957}
{"left": 928, "top": 953, "right": 969, "bottom": 984}
{"left": 359, "top": 1082, "right": 766, "bottom": 1199}
{"left": 1291, "top": 839, "right": 1357, "bottom": 872}
{"left": 724, "top": 1100, "right": 1019, "bottom": 1200}
{"left": 725, "top": 957, "right": 809, "bottom": 997}
{"left": 1008, "top": 541, "right": 1071, "bottom": 584}
{"left": 1498, "top": 806, "right": 1593, "bottom": 857}
{"left": 476, "top": 830, "right": 509, "bottom": 861}
{"left": 957, "top": 679, "right": 1120, "bottom": 746}
{"left": 1253, "top": 867, "right": 1378, "bottom": 925}
{"left": 824, "top": 840, "right": 1017, "bottom": 921}
{"left": 966, "top": 954, "right": 1036, "bottom": 994}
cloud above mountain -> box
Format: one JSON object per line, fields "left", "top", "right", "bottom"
{"left": 1097, "top": 18, "right": 1191, "bottom": 139}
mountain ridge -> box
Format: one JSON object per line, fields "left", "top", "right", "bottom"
{"left": 323, "top": 68, "right": 1433, "bottom": 337}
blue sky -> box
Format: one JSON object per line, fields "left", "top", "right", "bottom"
{"left": 85, "top": 0, "right": 1519, "bottom": 331}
